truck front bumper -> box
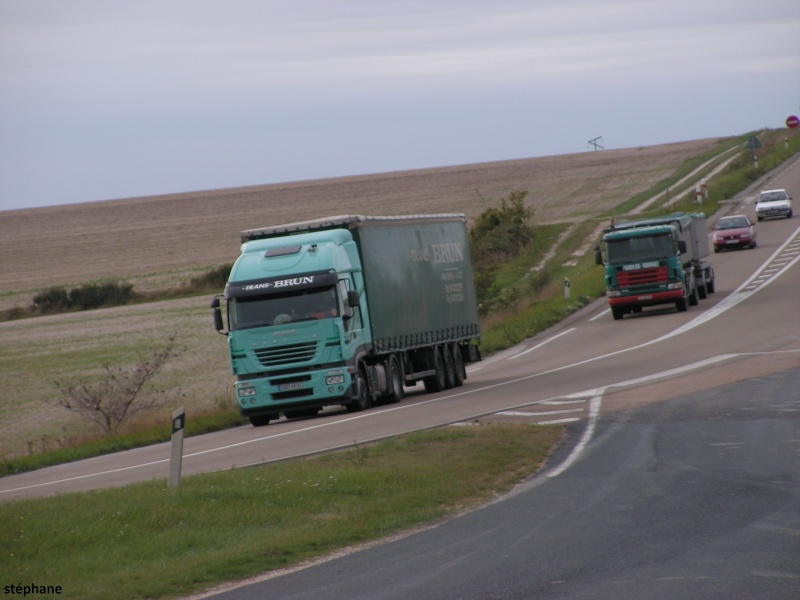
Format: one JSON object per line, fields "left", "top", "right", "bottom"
{"left": 235, "top": 367, "right": 355, "bottom": 415}
{"left": 608, "top": 289, "right": 684, "bottom": 307}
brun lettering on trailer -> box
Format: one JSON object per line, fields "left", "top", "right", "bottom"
{"left": 431, "top": 243, "right": 463, "bottom": 264}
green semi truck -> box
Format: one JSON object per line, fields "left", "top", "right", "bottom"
{"left": 211, "top": 214, "right": 481, "bottom": 425}
{"left": 594, "top": 212, "right": 715, "bottom": 320}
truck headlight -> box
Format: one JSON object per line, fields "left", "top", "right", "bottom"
{"left": 606, "top": 290, "right": 621, "bottom": 298}
{"left": 667, "top": 282, "right": 683, "bottom": 290}
{"left": 326, "top": 375, "right": 345, "bottom": 385}
{"left": 238, "top": 386, "right": 257, "bottom": 397}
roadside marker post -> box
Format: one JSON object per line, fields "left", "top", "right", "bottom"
{"left": 564, "top": 277, "right": 571, "bottom": 300}
{"left": 169, "top": 407, "right": 185, "bottom": 488}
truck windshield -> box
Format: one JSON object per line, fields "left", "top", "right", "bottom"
{"left": 229, "top": 286, "right": 339, "bottom": 330}
{"left": 606, "top": 233, "right": 674, "bottom": 264}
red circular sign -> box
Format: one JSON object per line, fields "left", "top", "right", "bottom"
{"left": 787, "top": 115, "right": 800, "bottom": 129}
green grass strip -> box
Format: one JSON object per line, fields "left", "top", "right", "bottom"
{"left": 0, "top": 424, "right": 563, "bottom": 600}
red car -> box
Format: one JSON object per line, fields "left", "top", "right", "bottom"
{"left": 712, "top": 215, "right": 757, "bottom": 252}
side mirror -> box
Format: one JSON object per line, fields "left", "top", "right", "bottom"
{"left": 347, "top": 290, "right": 360, "bottom": 310}
{"left": 677, "top": 240, "right": 688, "bottom": 254}
{"left": 210, "top": 296, "right": 225, "bottom": 333}
{"left": 342, "top": 289, "right": 360, "bottom": 322}
{"left": 594, "top": 245, "right": 603, "bottom": 266}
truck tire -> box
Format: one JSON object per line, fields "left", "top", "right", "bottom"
{"left": 688, "top": 282, "right": 699, "bottom": 306}
{"left": 423, "top": 346, "right": 447, "bottom": 393}
{"left": 385, "top": 355, "right": 404, "bottom": 403}
{"left": 249, "top": 413, "right": 277, "bottom": 427}
{"left": 707, "top": 275, "right": 715, "bottom": 294}
{"left": 442, "top": 344, "right": 456, "bottom": 389}
{"left": 697, "top": 282, "right": 708, "bottom": 300}
{"left": 675, "top": 295, "right": 688, "bottom": 312}
{"left": 451, "top": 343, "right": 465, "bottom": 387}
{"left": 611, "top": 305, "right": 625, "bottom": 320}
{"left": 347, "top": 368, "right": 371, "bottom": 412}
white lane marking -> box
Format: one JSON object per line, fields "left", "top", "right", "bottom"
{"left": 495, "top": 408, "right": 584, "bottom": 417}
{"left": 547, "top": 396, "right": 603, "bottom": 478}
{"left": 561, "top": 354, "right": 738, "bottom": 399}
{"left": 542, "top": 399, "right": 587, "bottom": 405}
{"left": 508, "top": 328, "right": 576, "bottom": 360}
{"left": 589, "top": 309, "right": 610, "bottom": 322}
{"left": 537, "top": 418, "right": 581, "bottom": 425}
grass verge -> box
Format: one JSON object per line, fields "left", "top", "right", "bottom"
{"left": 0, "top": 423, "right": 563, "bottom": 600}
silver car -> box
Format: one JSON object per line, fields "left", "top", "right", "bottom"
{"left": 755, "top": 189, "right": 793, "bottom": 221}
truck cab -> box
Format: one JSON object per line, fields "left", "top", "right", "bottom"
{"left": 212, "top": 229, "right": 369, "bottom": 425}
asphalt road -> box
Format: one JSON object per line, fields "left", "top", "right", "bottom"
{"left": 206, "top": 367, "right": 800, "bottom": 600}
{"left": 195, "top": 156, "right": 800, "bottom": 598}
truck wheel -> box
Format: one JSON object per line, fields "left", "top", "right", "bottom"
{"left": 451, "top": 343, "right": 465, "bottom": 387}
{"left": 385, "top": 355, "right": 404, "bottom": 403}
{"left": 442, "top": 344, "right": 456, "bottom": 389}
{"left": 611, "top": 306, "right": 625, "bottom": 320}
{"left": 423, "top": 346, "right": 447, "bottom": 393}
{"left": 346, "top": 368, "right": 371, "bottom": 412}
{"left": 675, "top": 295, "right": 688, "bottom": 312}
{"left": 688, "top": 283, "right": 699, "bottom": 306}
{"left": 249, "top": 414, "right": 277, "bottom": 427}
{"left": 697, "top": 283, "right": 707, "bottom": 300}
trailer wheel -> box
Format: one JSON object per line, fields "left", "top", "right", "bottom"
{"left": 442, "top": 344, "right": 456, "bottom": 389}
{"left": 385, "top": 355, "right": 404, "bottom": 403}
{"left": 707, "top": 274, "right": 715, "bottom": 294}
{"left": 451, "top": 343, "right": 465, "bottom": 387}
{"left": 346, "top": 368, "right": 371, "bottom": 412}
{"left": 423, "top": 346, "right": 447, "bottom": 392}
{"left": 697, "top": 282, "right": 708, "bottom": 300}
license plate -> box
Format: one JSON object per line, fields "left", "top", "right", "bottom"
{"left": 279, "top": 382, "right": 304, "bottom": 391}
{"left": 637, "top": 294, "right": 653, "bottom": 300}
{"left": 726, "top": 240, "right": 739, "bottom": 244}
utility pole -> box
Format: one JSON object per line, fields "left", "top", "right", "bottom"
{"left": 588, "top": 136, "right": 604, "bottom": 151}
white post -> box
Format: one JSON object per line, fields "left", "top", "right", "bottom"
{"left": 168, "top": 407, "right": 185, "bottom": 487}
{"left": 564, "top": 277, "right": 571, "bottom": 300}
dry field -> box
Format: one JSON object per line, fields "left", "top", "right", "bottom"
{"left": 0, "top": 138, "right": 726, "bottom": 304}
{"left": 0, "top": 137, "right": 731, "bottom": 457}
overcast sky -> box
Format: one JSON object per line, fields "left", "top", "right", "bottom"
{"left": 1, "top": 0, "right": 798, "bottom": 212}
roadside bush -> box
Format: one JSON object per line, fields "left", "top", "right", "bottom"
{"left": 470, "top": 191, "right": 534, "bottom": 266}
{"left": 470, "top": 191, "right": 535, "bottom": 311}
{"left": 32, "top": 280, "right": 136, "bottom": 314}
{"left": 187, "top": 263, "right": 233, "bottom": 292}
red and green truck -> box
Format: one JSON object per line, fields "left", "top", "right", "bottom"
{"left": 595, "top": 212, "right": 715, "bottom": 320}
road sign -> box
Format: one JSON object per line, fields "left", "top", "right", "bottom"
{"left": 746, "top": 135, "right": 761, "bottom": 150}
{"left": 787, "top": 115, "right": 799, "bottom": 129}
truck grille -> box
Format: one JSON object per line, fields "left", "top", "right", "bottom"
{"left": 253, "top": 342, "right": 317, "bottom": 367}
{"left": 616, "top": 266, "right": 667, "bottom": 287}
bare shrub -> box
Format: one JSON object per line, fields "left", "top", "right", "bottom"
{"left": 54, "top": 333, "right": 183, "bottom": 435}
